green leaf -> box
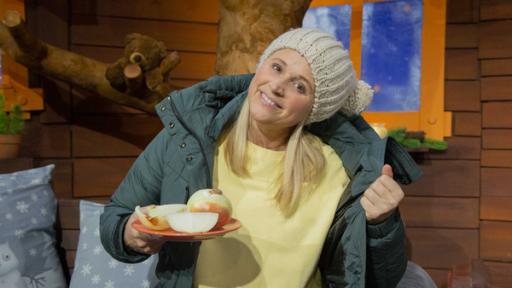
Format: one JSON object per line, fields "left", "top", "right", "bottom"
{"left": 422, "top": 138, "right": 448, "bottom": 151}
{"left": 387, "top": 128, "right": 407, "bottom": 143}
{"left": 0, "top": 94, "right": 24, "bottom": 135}
{"left": 402, "top": 138, "right": 422, "bottom": 149}
{"left": 8, "top": 104, "right": 24, "bottom": 134}
{"left": 0, "top": 95, "right": 8, "bottom": 134}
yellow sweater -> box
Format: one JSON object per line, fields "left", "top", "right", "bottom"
{"left": 194, "top": 136, "right": 349, "bottom": 288}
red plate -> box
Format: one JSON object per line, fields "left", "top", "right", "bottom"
{"left": 132, "top": 218, "right": 241, "bottom": 242}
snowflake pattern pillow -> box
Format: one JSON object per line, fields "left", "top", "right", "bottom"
{"left": 70, "top": 200, "right": 158, "bottom": 288}
{"left": 0, "top": 164, "right": 67, "bottom": 288}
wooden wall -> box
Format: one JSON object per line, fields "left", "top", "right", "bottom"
{"left": 1, "top": 0, "right": 511, "bottom": 286}
{"left": 1, "top": 0, "right": 219, "bottom": 279}
{"left": 478, "top": 0, "right": 512, "bottom": 285}
{"left": 399, "top": 0, "right": 512, "bottom": 286}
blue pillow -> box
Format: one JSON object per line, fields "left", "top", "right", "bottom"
{"left": 70, "top": 200, "right": 158, "bottom": 288}
{"left": 0, "top": 164, "right": 67, "bottom": 288}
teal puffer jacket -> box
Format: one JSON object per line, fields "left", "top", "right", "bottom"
{"left": 100, "top": 74, "right": 422, "bottom": 288}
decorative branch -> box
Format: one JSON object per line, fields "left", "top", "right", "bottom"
{"left": 0, "top": 10, "right": 181, "bottom": 113}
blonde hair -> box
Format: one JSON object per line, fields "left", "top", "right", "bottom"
{"left": 224, "top": 98, "right": 325, "bottom": 215}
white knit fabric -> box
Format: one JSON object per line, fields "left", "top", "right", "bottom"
{"left": 258, "top": 28, "right": 374, "bottom": 123}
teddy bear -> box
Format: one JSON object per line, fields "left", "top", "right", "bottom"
{"left": 105, "top": 33, "right": 179, "bottom": 103}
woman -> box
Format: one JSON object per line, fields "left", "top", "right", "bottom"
{"left": 100, "top": 28, "right": 421, "bottom": 287}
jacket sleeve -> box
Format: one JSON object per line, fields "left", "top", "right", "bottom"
{"left": 365, "top": 210, "right": 408, "bottom": 287}
{"left": 100, "top": 129, "right": 169, "bottom": 263}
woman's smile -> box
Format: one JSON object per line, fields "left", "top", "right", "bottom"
{"left": 259, "top": 91, "right": 282, "bottom": 109}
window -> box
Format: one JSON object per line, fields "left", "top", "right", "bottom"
{"left": 305, "top": 0, "right": 450, "bottom": 139}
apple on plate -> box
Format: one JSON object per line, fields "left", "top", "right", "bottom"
{"left": 135, "top": 204, "right": 187, "bottom": 230}
{"left": 166, "top": 212, "right": 219, "bottom": 233}
{"left": 187, "top": 188, "right": 232, "bottom": 229}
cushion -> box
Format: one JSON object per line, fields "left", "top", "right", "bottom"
{"left": 0, "top": 164, "right": 67, "bottom": 288}
{"left": 70, "top": 200, "right": 158, "bottom": 288}
{"left": 397, "top": 261, "right": 437, "bottom": 288}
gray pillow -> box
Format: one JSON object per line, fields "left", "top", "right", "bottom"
{"left": 397, "top": 261, "right": 437, "bottom": 288}
{"left": 0, "top": 164, "right": 67, "bottom": 288}
{"left": 70, "top": 200, "right": 158, "bottom": 288}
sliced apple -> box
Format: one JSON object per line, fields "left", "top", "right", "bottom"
{"left": 135, "top": 204, "right": 187, "bottom": 230}
{"left": 166, "top": 212, "right": 219, "bottom": 233}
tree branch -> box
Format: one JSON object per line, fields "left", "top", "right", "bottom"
{"left": 0, "top": 11, "right": 181, "bottom": 114}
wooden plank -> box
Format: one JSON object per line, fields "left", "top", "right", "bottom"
{"left": 481, "top": 58, "right": 512, "bottom": 76}
{"left": 170, "top": 79, "right": 200, "bottom": 89}
{"left": 445, "top": 49, "right": 479, "bottom": 80}
{"left": 57, "top": 199, "right": 80, "bottom": 229}
{"left": 407, "top": 228, "right": 479, "bottom": 269}
{"left": 19, "top": 120, "right": 71, "bottom": 158}
{"left": 73, "top": 158, "right": 135, "bottom": 197}
{"left": 425, "top": 268, "right": 449, "bottom": 288}
{"left": 428, "top": 136, "right": 481, "bottom": 160}
{"left": 60, "top": 229, "right": 80, "bottom": 251}
{"left": 481, "top": 150, "right": 512, "bottom": 167}
{"left": 445, "top": 81, "right": 480, "bottom": 112}
{"left": 71, "top": 87, "right": 145, "bottom": 115}
{"left": 0, "top": 158, "right": 33, "bottom": 173}
{"left": 484, "top": 261, "right": 512, "bottom": 287}
{"left": 35, "top": 159, "right": 73, "bottom": 199}
{"left": 481, "top": 77, "right": 512, "bottom": 101}
{"left": 480, "top": 0, "right": 512, "bottom": 20}
{"left": 3, "top": 56, "right": 29, "bottom": 87}
{"left": 447, "top": 0, "right": 477, "bottom": 23}
{"left": 2, "top": 75, "right": 43, "bottom": 112}
{"left": 483, "top": 102, "right": 512, "bottom": 128}
{"left": 445, "top": 24, "right": 478, "bottom": 48}
{"left": 447, "top": 261, "right": 497, "bottom": 288}
{"left": 479, "top": 20, "right": 512, "bottom": 59}
{"left": 40, "top": 78, "right": 71, "bottom": 124}
{"left": 482, "top": 168, "right": 512, "bottom": 196}
{"left": 481, "top": 197, "right": 512, "bottom": 221}
{"left": 403, "top": 160, "right": 480, "bottom": 197}
{"left": 480, "top": 221, "right": 512, "bottom": 261}
{"left": 71, "top": 45, "right": 216, "bottom": 80}
{"left": 72, "top": 115, "right": 162, "bottom": 157}
{"left": 71, "top": 0, "right": 219, "bottom": 24}
{"left": 453, "top": 112, "right": 481, "bottom": 136}
{"left": 71, "top": 16, "right": 218, "bottom": 53}
{"left": 483, "top": 129, "right": 512, "bottom": 149}
{"left": 65, "top": 250, "right": 76, "bottom": 269}
{"left": 24, "top": 0, "right": 69, "bottom": 91}
{"left": 25, "top": 0, "right": 69, "bottom": 48}
{"left": 401, "top": 197, "right": 479, "bottom": 228}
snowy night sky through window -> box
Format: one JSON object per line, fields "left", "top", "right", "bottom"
{"left": 303, "top": 0, "right": 424, "bottom": 112}
{"left": 303, "top": 5, "right": 352, "bottom": 50}
{"left": 362, "top": 0, "right": 423, "bottom": 112}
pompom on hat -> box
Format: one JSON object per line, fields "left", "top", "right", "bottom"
{"left": 257, "top": 28, "right": 374, "bottom": 124}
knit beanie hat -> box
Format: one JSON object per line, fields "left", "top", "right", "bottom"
{"left": 257, "top": 28, "right": 374, "bottom": 124}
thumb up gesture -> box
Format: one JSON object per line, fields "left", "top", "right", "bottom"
{"left": 360, "top": 164, "right": 404, "bottom": 224}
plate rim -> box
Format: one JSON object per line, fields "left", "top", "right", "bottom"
{"left": 132, "top": 218, "right": 241, "bottom": 241}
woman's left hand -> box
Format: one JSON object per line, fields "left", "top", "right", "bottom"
{"left": 360, "top": 164, "right": 404, "bottom": 224}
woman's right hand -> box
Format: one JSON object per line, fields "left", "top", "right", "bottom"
{"left": 123, "top": 206, "right": 166, "bottom": 255}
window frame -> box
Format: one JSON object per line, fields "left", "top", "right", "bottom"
{"left": 309, "top": 0, "right": 451, "bottom": 139}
